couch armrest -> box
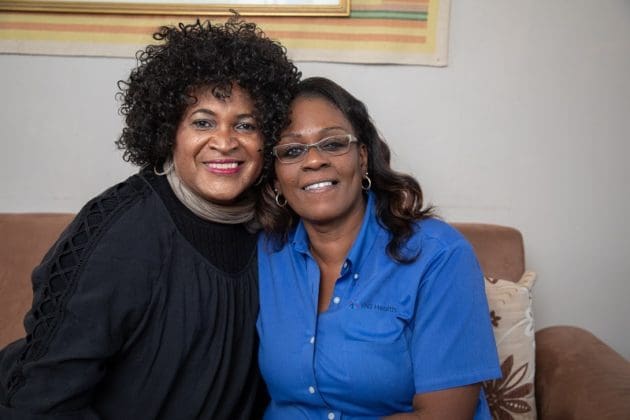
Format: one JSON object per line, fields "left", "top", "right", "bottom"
{"left": 535, "top": 326, "right": 630, "bottom": 419}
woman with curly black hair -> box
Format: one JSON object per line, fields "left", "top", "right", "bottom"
{"left": 256, "top": 77, "right": 500, "bottom": 419}
{"left": 0, "top": 18, "right": 300, "bottom": 419}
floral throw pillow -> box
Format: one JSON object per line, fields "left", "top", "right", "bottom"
{"left": 483, "top": 272, "right": 537, "bottom": 420}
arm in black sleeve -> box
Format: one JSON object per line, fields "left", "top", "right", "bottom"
{"left": 0, "top": 180, "right": 155, "bottom": 419}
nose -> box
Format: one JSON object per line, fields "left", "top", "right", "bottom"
{"left": 207, "top": 127, "right": 239, "bottom": 152}
{"left": 301, "top": 144, "right": 329, "bottom": 169}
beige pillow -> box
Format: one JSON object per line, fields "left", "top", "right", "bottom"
{"left": 482, "top": 271, "right": 537, "bottom": 420}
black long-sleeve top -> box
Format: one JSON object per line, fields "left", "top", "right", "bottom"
{"left": 0, "top": 171, "right": 266, "bottom": 419}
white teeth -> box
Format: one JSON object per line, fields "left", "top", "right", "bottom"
{"left": 207, "top": 162, "right": 238, "bottom": 169}
{"left": 304, "top": 181, "right": 333, "bottom": 191}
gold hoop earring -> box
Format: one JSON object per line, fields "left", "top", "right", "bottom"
{"left": 361, "top": 173, "right": 372, "bottom": 191}
{"left": 274, "top": 190, "right": 287, "bottom": 207}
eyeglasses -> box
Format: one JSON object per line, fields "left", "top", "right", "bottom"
{"left": 273, "top": 134, "right": 359, "bottom": 164}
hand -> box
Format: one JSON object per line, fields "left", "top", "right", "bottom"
{"left": 382, "top": 383, "right": 481, "bottom": 420}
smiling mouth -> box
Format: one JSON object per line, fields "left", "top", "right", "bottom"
{"left": 206, "top": 162, "right": 240, "bottom": 170}
{"left": 203, "top": 160, "right": 243, "bottom": 174}
{"left": 303, "top": 181, "right": 337, "bottom": 191}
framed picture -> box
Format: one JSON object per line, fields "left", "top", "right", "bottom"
{"left": 0, "top": 0, "right": 350, "bottom": 16}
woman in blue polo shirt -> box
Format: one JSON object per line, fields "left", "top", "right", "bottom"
{"left": 256, "top": 77, "right": 501, "bottom": 419}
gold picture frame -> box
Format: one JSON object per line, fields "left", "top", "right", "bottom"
{"left": 0, "top": 0, "right": 350, "bottom": 16}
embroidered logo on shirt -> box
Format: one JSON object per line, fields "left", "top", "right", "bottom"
{"left": 349, "top": 301, "right": 397, "bottom": 313}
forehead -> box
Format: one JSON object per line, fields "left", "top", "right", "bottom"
{"left": 284, "top": 96, "right": 351, "bottom": 133}
{"left": 188, "top": 84, "right": 256, "bottom": 110}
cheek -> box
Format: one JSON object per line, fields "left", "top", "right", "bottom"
{"left": 251, "top": 159, "right": 264, "bottom": 178}
{"left": 343, "top": 156, "right": 365, "bottom": 181}
{"left": 274, "top": 166, "right": 296, "bottom": 193}
{"left": 171, "top": 142, "right": 186, "bottom": 167}
{"left": 247, "top": 138, "right": 265, "bottom": 173}
{"left": 173, "top": 130, "right": 200, "bottom": 161}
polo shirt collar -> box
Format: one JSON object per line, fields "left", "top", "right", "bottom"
{"left": 291, "top": 191, "right": 383, "bottom": 276}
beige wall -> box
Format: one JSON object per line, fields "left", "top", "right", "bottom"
{"left": 1, "top": 1, "right": 629, "bottom": 358}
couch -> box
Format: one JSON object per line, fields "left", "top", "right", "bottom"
{"left": 1, "top": 213, "right": 629, "bottom": 419}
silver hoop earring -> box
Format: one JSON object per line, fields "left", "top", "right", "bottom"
{"left": 274, "top": 190, "right": 287, "bottom": 207}
{"left": 361, "top": 173, "right": 372, "bottom": 191}
{"left": 154, "top": 159, "right": 174, "bottom": 176}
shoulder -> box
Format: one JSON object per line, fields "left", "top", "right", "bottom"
{"left": 67, "top": 173, "right": 166, "bottom": 244}
{"left": 415, "top": 218, "right": 467, "bottom": 245}
{"left": 257, "top": 230, "right": 294, "bottom": 256}
{"left": 76, "top": 173, "right": 155, "bottom": 227}
{"left": 39, "top": 173, "right": 170, "bottom": 276}
{"left": 27, "top": 174, "right": 172, "bottom": 335}
{"left": 407, "top": 218, "right": 475, "bottom": 262}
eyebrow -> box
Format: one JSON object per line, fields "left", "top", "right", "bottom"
{"left": 280, "top": 126, "right": 348, "bottom": 141}
{"left": 190, "top": 109, "right": 256, "bottom": 120}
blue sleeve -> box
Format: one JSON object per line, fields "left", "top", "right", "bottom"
{"left": 411, "top": 238, "right": 501, "bottom": 394}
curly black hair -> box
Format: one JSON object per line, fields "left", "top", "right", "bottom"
{"left": 115, "top": 18, "right": 301, "bottom": 181}
{"left": 259, "top": 77, "right": 435, "bottom": 263}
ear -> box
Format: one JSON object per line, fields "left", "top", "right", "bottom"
{"left": 359, "top": 143, "right": 369, "bottom": 174}
{"left": 273, "top": 179, "right": 281, "bottom": 193}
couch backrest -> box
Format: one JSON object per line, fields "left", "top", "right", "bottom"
{"left": 452, "top": 222, "right": 525, "bottom": 283}
{"left": 0, "top": 214, "right": 525, "bottom": 348}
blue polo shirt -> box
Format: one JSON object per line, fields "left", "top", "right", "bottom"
{"left": 257, "top": 193, "right": 501, "bottom": 419}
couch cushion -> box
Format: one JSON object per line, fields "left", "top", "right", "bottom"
{"left": 483, "top": 271, "right": 537, "bottom": 420}
{"left": 453, "top": 223, "right": 525, "bottom": 283}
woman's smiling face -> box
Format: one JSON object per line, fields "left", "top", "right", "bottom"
{"left": 274, "top": 95, "right": 368, "bottom": 226}
{"left": 172, "top": 84, "right": 264, "bottom": 204}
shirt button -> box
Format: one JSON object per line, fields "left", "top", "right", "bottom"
{"left": 333, "top": 296, "right": 341, "bottom": 304}
{"left": 343, "top": 262, "right": 348, "bottom": 268}
{"left": 308, "top": 386, "right": 315, "bottom": 394}
{"left": 310, "top": 336, "right": 315, "bottom": 344}
{"left": 353, "top": 273, "right": 360, "bottom": 280}
{"left": 328, "top": 413, "right": 335, "bottom": 420}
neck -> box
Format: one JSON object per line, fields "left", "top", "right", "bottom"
{"left": 158, "top": 159, "right": 259, "bottom": 232}
{"left": 305, "top": 200, "right": 366, "bottom": 267}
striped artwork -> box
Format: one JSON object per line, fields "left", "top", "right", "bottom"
{"left": 0, "top": 0, "right": 450, "bottom": 66}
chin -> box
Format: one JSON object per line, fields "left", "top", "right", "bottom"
{"left": 194, "top": 182, "right": 250, "bottom": 205}
{"left": 303, "top": 210, "right": 341, "bottom": 224}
